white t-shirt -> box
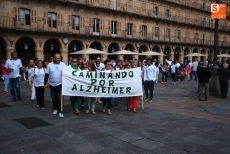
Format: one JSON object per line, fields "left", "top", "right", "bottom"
{"left": 5, "top": 59, "right": 22, "bottom": 78}
{"left": 31, "top": 68, "right": 45, "bottom": 87}
{"left": 175, "top": 63, "right": 181, "bottom": 68}
{"left": 46, "top": 62, "right": 65, "bottom": 86}
{"left": 170, "top": 65, "right": 176, "bottom": 73}
{"left": 192, "top": 61, "right": 199, "bottom": 71}
{"left": 28, "top": 67, "right": 36, "bottom": 81}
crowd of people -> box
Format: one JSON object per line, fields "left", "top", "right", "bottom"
{"left": 1, "top": 51, "right": 230, "bottom": 118}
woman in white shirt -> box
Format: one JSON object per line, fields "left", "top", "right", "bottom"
{"left": 170, "top": 61, "right": 176, "bottom": 84}
{"left": 26, "top": 59, "right": 36, "bottom": 103}
{"left": 101, "top": 60, "right": 114, "bottom": 115}
{"left": 30, "top": 60, "right": 45, "bottom": 109}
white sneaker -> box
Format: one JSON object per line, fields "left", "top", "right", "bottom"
{"left": 59, "top": 113, "right": 64, "bottom": 118}
{"left": 53, "top": 110, "right": 58, "bottom": 115}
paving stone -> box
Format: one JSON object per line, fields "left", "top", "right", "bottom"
{"left": 183, "top": 135, "right": 218, "bottom": 146}
{"left": 70, "top": 142, "right": 104, "bottom": 154}
{"left": 111, "top": 142, "right": 146, "bottom": 154}
{"left": 31, "top": 140, "right": 65, "bottom": 152}
{"left": 131, "top": 138, "right": 165, "bottom": 150}
{"left": 151, "top": 144, "right": 189, "bottom": 154}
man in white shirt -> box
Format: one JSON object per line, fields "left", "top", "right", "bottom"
{"left": 95, "top": 56, "right": 105, "bottom": 68}
{"left": 44, "top": 53, "right": 65, "bottom": 118}
{"left": 143, "top": 58, "right": 156, "bottom": 103}
{"left": 5, "top": 51, "right": 22, "bottom": 102}
{"left": 192, "top": 59, "right": 199, "bottom": 80}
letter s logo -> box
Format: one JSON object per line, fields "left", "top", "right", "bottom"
{"left": 211, "top": 4, "right": 219, "bottom": 13}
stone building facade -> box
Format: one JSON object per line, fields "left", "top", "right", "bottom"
{"left": 0, "top": 0, "right": 230, "bottom": 65}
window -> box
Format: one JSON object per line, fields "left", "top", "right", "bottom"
{"left": 209, "top": 35, "right": 212, "bottom": 45}
{"left": 202, "top": 34, "right": 205, "bottom": 44}
{"left": 203, "top": 18, "right": 206, "bottom": 26}
{"left": 210, "top": 19, "right": 214, "bottom": 28}
{"left": 19, "top": 8, "right": 30, "bottom": 25}
{"left": 127, "top": 23, "right": 132, "bottom": 36}
{"left": 165, "top": 9, "right": 170, "bottom": 19}
{"left": 177, "top": 30, "right": 181, "bottom": 40}
{"left": 48, "top": 12, "right": 57, "bottom": 28}
{"left": 72, "top": 15, "right": 80, "bottom": 30}
{"left": 154, "top": 6, "right": 158, "bottom": 16}
{"left": 155, "top": 27, "right": 159, "bottom": 37}
{"left": 223, "top": 36, "right": 227, "bottom": 45}
{"left": 166, "top": 29, "right": 170, "bottom": 38}
{"left": 202, "top": 3, "right": 205, "bottom": 10}
{"left": 93, "top": 18, "right": 100, "bottom": 33}
{"left": 110, "top": 0, "right": 116, "bottom": 10}
{"left": 142, "top": 25, "right": 147, "bottom": 37}
{"left": 111, "top": 21, "right": 117, "bottom": 35}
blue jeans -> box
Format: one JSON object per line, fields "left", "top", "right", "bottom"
{"left": 3, "top": 75, "right": 10, "bottom": 92}
{"left": 192, "top": 71, "right": 197, "bottom": 80}
{"left": 111, "top": 97, "right": 119, "bottom": 105}
{"left": 9, "top": 77, "right": 21, "bottom": 101}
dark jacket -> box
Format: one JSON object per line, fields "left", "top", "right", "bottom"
{"left": 218, "top": 67, "right": 230, "bottom": 82}
{"left": 197, "top": 66, "right": 212, "bottom": 83}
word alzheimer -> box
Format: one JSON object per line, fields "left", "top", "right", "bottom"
{"left": 71, "top": 84, "right": 131, "bottom": 94}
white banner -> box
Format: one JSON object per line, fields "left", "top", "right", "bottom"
{"left": 62, "top": 65, "right": 143, "bottom": 97}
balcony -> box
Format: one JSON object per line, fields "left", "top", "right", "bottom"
{"left": 0, "top": 16, "right": 229, "bottom": 47}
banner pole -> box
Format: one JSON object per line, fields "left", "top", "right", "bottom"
{"left": 60, "top": 95, "right": 63, "bottom": 113}
{"left": 142, "top": 94, "right": 144, "bottom": 111}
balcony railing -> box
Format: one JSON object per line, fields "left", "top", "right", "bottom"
{"left": 1, "top": 16, "right": 230, "bottom": 47}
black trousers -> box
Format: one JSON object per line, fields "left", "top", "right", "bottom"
{"left": 219, "top": 80, "right": 228, "bottom": 98}
{"left": 171, "top": 73, "right": 176, "bottom": 82}
{"left": 35, "top": 86, "right": 45, "bottom": 108}
{"left": 80, "top": 97, "right": 84, "bottom": 106}
{"left": 144, "top": 80, "right": 154, "bottom": 100}
{"left": 50, "top": 84, "right": 62, "bottom": 111}
{"left": 103, "top": 98, "right": 111, "bottom": 109}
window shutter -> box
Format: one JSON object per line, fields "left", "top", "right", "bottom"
{"left": 108, "top": 20, "right": 111, "bottom": 29}
{"left": 43, "top": 12, "right": 47, "bottom": 24}
{"left": 31, "top": 10, "right": 36, "bottom": 23}
{"left": 133, "top": 24, "right": 136, "bottom": 33}
{"left": 58, "top": 13, "right": 62, "bottom": 26}
{"left": 89, "top": 18, "right": 93, "bottom": 27}
{"left": 80, "top": 16, "right": 84, "bottom": 28}
{"left": 140, "top": 25, "right": 142, "bottom": 33}
{"left": 100, "top": 19, "right": 103, "bottom": 29}
{"left": 14, "top": 7, "right": 19, "bottom": 22}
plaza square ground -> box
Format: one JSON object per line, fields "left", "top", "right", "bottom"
{"left": 0, "top": 78, "right": 230, "bottom": 154}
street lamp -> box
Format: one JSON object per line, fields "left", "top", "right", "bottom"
{"left": 24, "top": 38, "right": 28, "bottom": 50}
{"left": 50, "top": 44, "right": 54, "bottom": 51}
{"left": 141, "top": 48, "right": 144, "bottom": 53}
{"left": 73, "top": 44, "right": 77, "bottom": 51}
{"left": 111, "top": 47, "right": 114, "bottom": 53}
{"left": 127, "top": 47, "right": 130, "bottom": 51}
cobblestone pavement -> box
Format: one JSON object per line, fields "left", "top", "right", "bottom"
{"left": 0, "top": 78, "right": 230, "bottom": 154}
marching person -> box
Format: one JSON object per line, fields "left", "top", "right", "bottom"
{"left": 26, "top": 59, "right": 36, "bottom": 103}
{"left": 101, "top": 60, "right": 114, "bottom": 115}
{"left": 197, "top": 61, "right": 212, "bottom": 101}
{"left": 1, "top": 59, "right": 9, "bottom": 94}
{"left": 44, "top": 53, "right": 65, "bottom": 118}
{"left": 69, "top": 58, "right": 81, "bottom": 114}
{"left": 127, "top": 61, "right": 139, "bottom": 113}
{"left": 85, "top": 63, "right": 97, "bottom": 114}
{"left": 5, "top": 51, "right": 23, "bottom": 102}
{"left": 153, "top": 59, "right": 160, "bottom": 83}
{"left": 144, "top": 58, "right": 156, "bottom": 103}
{"left": 170, "top": 61, "right": 176, "bottom": 84}
{"left": 30, "top": 60, "right": 46, "bottom": 109}
{"left": 218, "top": 63, "right": 230, "bottom": 99}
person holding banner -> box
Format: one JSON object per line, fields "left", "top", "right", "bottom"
{"left": 144, "top": 58, "right": 156, "bottom": 103}
{"left": 127, "top": 61, "right": 139, "bottom": 113}
{"left": 85, "top": 63, "right": 97, "bottom": 114}
{"left": 101, "top": 60, "right": 114, "bottom": 115}
{"left": 44, "top": 53, "right": 65, "bottom": 118}
{"left": 69, "top": 58, "right": 81, "bottom": 114}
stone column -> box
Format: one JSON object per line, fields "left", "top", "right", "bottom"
{"left": 35, "top": 49, "right": 44, "bottom": 61}
{"left": 82, "top": 54, "right": 89, "bottom": 61}
{"left": 133, "top": 54, "right": 138, "bottom": 60}
{"left": 5, "top": 49, "right": 15, "bottom": 59}
{"left": 60, "top": 49, "right": 68, "bottom": 64}
{"left": 159, "top": 55, "right": 164, "bottom": 64}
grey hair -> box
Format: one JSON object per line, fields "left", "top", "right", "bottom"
{"left": 11, "top": 51, "right": 17, "bottom": 57}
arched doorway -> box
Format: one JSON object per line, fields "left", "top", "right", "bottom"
{"left": 15, "top": 37, "right": 35, "bottom": 66}
{"left": 208, "top": 49, "right": 213, "bottom": 62}
{"left": 221, "top": 50, "right": 226, "bottom": 62}
{"left": 89, "top": 41, "right": 103, "bottom": 60}
{"left": 68, "top": 40, "right": 83, "bottom": 61}
{"left": 152, "top": 46, "right": 160, "bottom": 61}
{"left": 174, "top": 47, "right": 180, "bottom": 61}
{"left": 138, "top": 44, "right": 148, "bottom": 61}
{"left": 200, "top": 49, "right": 206, "bottom": 61}
{"left": 44, "top": 39, "right": 60, "bottom": 63}
{"left": 192, "top": 48, "right": 198, "bottom": 61}
{"left": 124, "top": 44, "right": 135, "bottom": 61}
{"left": 164, "top": 46, "right": 170, "bottom": 60}
{"left": 0, "top": 37, "right": 6, "bottom": 61}
{"left": 108, "top": 42, "right": 119, "bottom": 61}
{"left": 184, "top": 48, "right": 189, "bottom": 63}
